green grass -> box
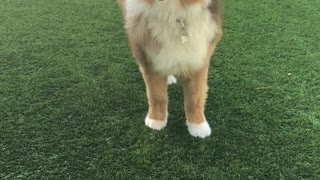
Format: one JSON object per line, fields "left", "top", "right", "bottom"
{"left": 1, "top": 0, "right": 319, "bottom": 179}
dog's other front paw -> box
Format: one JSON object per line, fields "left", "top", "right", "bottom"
{"left": 145, "top": 116, "right": 167, "bottom": 130}
{"left": 187, "top": 121, "right": 211, "bottom": 138}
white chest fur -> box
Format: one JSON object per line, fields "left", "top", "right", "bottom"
{"left": 126, "top": 0, "right": 217, "bottom": 76}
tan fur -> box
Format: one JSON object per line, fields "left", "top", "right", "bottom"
{"left": 182, "top": 39, "right": 221, "bottom": 124}
{"left": 179, "top": 0, "right": 206, "bottom": 7}
{"left": 140, "top": 67, "right": 168, "bottom": 121}
{"left": 143, "top": 0, "right": 154, "bottom": 6}
{"left": 143, "top": 0, "right": 205, "bottom": 7}
{"left": 118, "top": 0, "right": 126, "bottom": 16}
{"left": 118, "top": 0, "right": 222, "bottom": 125}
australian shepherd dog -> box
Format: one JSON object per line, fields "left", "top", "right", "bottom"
{"left": 118, "top": 0, "right": 222, "bottom": 138}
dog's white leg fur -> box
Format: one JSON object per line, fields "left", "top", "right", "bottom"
{"left": 187, "top": 121, "right": 211, "bottom": 138}
{"left": 145, "top": 115, "right": 168, "bottom": 130}
{"left": 167, "top": 75, "right": 177, "bottom": 85}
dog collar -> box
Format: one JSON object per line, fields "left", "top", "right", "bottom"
{"left": 155, "top": 0, "right": 190, "bottom": 44}
{"left": 176, "top": 19, "right": 190, "bottom": 44}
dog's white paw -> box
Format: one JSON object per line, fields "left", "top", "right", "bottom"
{"left": 167, "top": 75, "right": 177, "bottom": 85}
{"left": 145, "top": 116, "right": 167, "bottom": 130}
{"left": 187, "top": 121, "right": 211, "bottom": 138}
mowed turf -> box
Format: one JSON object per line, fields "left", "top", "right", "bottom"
{"left": 1, "top": 0, "right": 319, "bottom": 179}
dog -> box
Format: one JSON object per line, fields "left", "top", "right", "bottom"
{"left": 118, "top": 0, "right": 222, "bottom": 138}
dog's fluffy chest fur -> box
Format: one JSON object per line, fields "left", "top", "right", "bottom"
{"left": 126, "top": 0, "right": 217, "bottom": 75}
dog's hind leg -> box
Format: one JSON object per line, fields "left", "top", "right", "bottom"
{"left": 167, "top": 75, "right": 177, "bottom": 85}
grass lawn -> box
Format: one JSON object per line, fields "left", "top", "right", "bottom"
{"left": 1, "top": 0, "right": 320, "bottom": 179}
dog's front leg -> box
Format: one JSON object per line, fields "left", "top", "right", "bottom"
{"left": 182, "top": 67, "right": 211, "bottom": 138}
{"left": 140, "top": 67, "right": 168, "bottom": 130}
